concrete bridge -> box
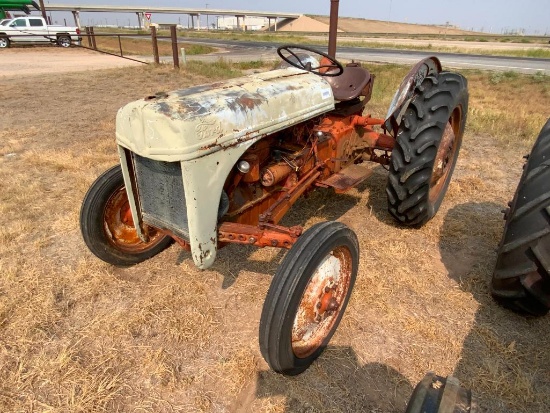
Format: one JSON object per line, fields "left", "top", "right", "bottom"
{"left": 45, "top": 4, "right": 301, "bottom": 30}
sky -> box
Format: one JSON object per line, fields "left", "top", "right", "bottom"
{"left": 40, "top": 0, "right": 550, "bottom": 35}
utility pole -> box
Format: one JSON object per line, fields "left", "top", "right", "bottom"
{"left": 38, "top": 0, "right": 47, "bottom": 21}
{"left": 206, "top": 4, "right": 209, "bottom": 31}
{"left": 328, "top": 0, "right": 339, "bottom": 58}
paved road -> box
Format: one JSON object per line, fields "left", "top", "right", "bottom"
{"left": 337, "top": 46, "right": 550, "bottom": 74}
{"left": 179, "top": 37, "right": 550, "bottom": 74}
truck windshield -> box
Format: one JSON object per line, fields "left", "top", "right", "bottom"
{"left": 0, "top": 19, "right": 12, "bottom": 26}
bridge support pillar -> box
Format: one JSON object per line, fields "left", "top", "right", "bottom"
{"left": 72, "top": 10, "right": 80, "bottom": 28}
{"left": 266, "top": 17, "right": 278, "bottom": 31}
{"left": 236, "top": 14, "right": 245, "bottom": 31}
{"left": 136, "top": 12, "right": 144, "bottom": 29}
{"left": 190, "top": 14, "right": 199, "bottom": 30}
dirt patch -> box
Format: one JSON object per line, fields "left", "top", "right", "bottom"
{"left": 0, "top": 47, "right": 143, "bottom": 77}
{"left": 0, "top": 63, "right": 549, "bottom": 413}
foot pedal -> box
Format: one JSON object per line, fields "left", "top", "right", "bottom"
{"left": 320, "top": 164, "right": 372, "bottom": 193}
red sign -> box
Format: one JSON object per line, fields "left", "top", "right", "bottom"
{"left": 145, "top": 13, "right": 152, "bottom": 21}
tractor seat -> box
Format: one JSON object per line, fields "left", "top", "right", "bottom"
{"left": 325, "top": 65, "right": 372, "bottom": 102}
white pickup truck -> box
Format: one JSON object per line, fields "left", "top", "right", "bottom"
{"left": 0, "top": 16, "right": 81, "bottom": 48}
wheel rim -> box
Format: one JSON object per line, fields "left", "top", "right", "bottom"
{"left": 292, "top": 246, "right": 353, "bottom": 358}
{"left": 0, "top": 38, "right": 7, "bottom": 48}
{"left": 103, "top": 186, "right": 165, "bottom": 253}
{"left": 60, "top": 37, "right": 70, "bottom": 47}
{"left": 429, "top": 106, "right": 463, "bottom": 204}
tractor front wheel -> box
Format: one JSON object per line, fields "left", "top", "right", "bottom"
{"left": 80, "top": 165, "right": 172, "bottom": 266}
{"left": 259, "top": 221, "right": 359, "bottom": 375}
{"left": 386, "top": 72, "right": 468, "bottom": 226}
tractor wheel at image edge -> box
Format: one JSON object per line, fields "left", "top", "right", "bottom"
{"left": 492, "top": 119, "right": 550, "bottom": 316}
{"left": 405, "top": 372, "right": 477, "bottom": 413}
{"left": 80, "top": 165, "right": 172, "bottom": 266}
{"left": 387, "top": 72, "right": 468, "bottom": 226}
{"left": 259, "top": 221, "right": 359, "bottom": 375}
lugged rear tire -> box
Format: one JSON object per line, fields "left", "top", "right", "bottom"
{"left": 491, "top": 119, "right": 550, "bottom": 316}
{"left": 386, "top": 72, "right": 468, "bottom": 226}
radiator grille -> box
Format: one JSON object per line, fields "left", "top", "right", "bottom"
{"left": 133, "top": 154, "right": 190, "bottom": 239}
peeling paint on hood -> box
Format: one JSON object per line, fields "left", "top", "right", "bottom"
{"left": 115, "top": 68, "right": 335, "bottom": 162}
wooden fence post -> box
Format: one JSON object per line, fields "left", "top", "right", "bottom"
{"left": 90, "top": 27, "right": 97, "bottom": 50}
{"left": 151, "top": 26, "right": 160, "bottom": 64}
{"left": 170, "top": 25, "right": 179, "bottom": 69}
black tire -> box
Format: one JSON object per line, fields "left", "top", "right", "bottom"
{"left": 0, "top": 36, "right": 10, "bottom": 48}
{"left": 80, "top": 165, "right": 172, "bottom": 266}
{"left": 491, "top": 119, "right": 550, "bottom": 316}
{"left": 259, "top": 221, "right": 359, "bottom": 375}
{"left": 57, "top": 35, "right": 71, "bottom": 48}
{"left": 405, "top": 372, "right": 476, "bottom": 413}
{"left": 387, "top": 72, "right": 469, "bottom": 226}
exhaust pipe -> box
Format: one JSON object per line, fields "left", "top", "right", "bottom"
{"left": 328, "top": 0, "right": 339, "bottom": 58}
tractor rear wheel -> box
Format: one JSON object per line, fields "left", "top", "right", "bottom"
{"left": 80, "top": 165, "right": 172, "bottom": 266}
{"left": 386, "top": 72, "right": 468, "bottom": 226}
{"left": 259, "top": 221, "right": 359, "bottom": 375}
{"left": 492, "top": 119, "right": 550, "bottom": 316}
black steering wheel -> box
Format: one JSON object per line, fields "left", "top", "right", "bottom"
{"left": 277, "top": 45, "right": 344, "bottom": 77}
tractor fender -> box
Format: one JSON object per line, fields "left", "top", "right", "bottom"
{"left": 384, "top": 56, "right": 441, "bottom": 136}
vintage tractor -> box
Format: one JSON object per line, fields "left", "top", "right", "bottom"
{"left": 492, "top": 119, "right": 550, "bottom": 316}
{"left": 80, "top": 45, "right": 468, "bottom": 375}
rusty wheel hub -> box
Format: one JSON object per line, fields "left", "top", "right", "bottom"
{"left": 103, "top": 187, "right": 164, "bottom": 252}
{"left": 429, "top": 115, "right": 459, "bottom": 204}
{"left": 292, "top": 246, "right": 353, "bottom": 358}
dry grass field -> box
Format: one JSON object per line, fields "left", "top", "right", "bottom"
{"left": 1, "top": 59, "right": 550, "bottom": 413}
{"left": 89, "top": 36, "right": 215, "bottom": 57}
